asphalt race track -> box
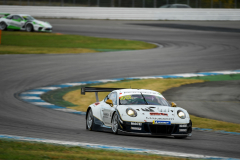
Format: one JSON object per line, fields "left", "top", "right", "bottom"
{"left": 0, "top": 20, "right": 240, "bottom": 158}
{"left": 163, "top": 80, "right": 240, "bottom": 124}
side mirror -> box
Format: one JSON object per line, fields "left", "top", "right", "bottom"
{"left": 171, "top": 102, "right": 177, "bottom": 107}
{"left": 106, "top": 99, "right": 113, "bottom": 107}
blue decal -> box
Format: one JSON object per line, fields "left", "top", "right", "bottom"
{"left": 153, "top": 121, "right": 171, "bottom": 125}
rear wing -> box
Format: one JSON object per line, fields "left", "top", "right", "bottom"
{"left": 81, "top": 87, "right": 124, "bottom": 102}
{"left": 0, "top": 13, "right": 10, "bottom": 17}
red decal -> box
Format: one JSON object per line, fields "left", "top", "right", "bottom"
{"left": 150, "top": 113, "right": 168, "bottom": 116}
{"left": 95, "top": 102, "right": 100, "bottom": 105}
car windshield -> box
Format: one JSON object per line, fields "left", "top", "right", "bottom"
{"left": 119, "top": 94, "right": 170, "bottom": 106}
{"left": 22, "top": 16, "right": 35, "bottom": 21}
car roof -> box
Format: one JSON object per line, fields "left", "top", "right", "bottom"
{"left": 171, "top": 4, "right": 189, "bottom": 6}
{"left": 10, "top": 14, "right": 31, "bottom": 17}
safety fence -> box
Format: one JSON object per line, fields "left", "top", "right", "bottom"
{"left": 1, "top": 5, "right": 240, "bottom": 20}
{"left": 1, "top": 0, "right": 239, "bottom": 8}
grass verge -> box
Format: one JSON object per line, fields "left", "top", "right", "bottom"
{"left": 63, "top": 79, "right": 204, "bottom": 112}
{"left": 0, "top": 31, "right": 157, "bottom": 54}
{"left": 0, "top": 140, "right": 189, "bottom": 160}
{"left": 181, "top": 73, "right": 240, "bottom": 81}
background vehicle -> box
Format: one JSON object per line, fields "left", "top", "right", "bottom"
{"left": 0, "top": 13, "right": 52, "bottom": 32}
{"left": 160, "top": 4, "right": 191, "bottom": 8}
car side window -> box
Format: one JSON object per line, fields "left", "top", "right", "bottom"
{"left": 104, "top": 95, "right": 109, "bottom": 102}
{"left": 13, "top": 16, "right": 22, "bottom": 21}
{"left": 109, "top": 92, "right": 117, "bottom": 105}
{"left": 7, "top": 15, "right": 13, "bottom": 19}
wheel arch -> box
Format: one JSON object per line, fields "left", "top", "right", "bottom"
{"left": 0, "top": 21, "right": 8, "bottom": 30}
{"left": 111, "top": 109, "right": 121, "bottom": 123}
{"left": 26, "top": 22, "right": 34, "bottom": 31}
{"left": 86, "top": 107, "right": 92, "bottom": 120}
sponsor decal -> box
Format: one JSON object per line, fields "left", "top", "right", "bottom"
{"left": 103, "top": 113, "right": 109, "bottom": 118}
{"left": 120, "top": 95, "right": 132, "bottom": 100}
{"left": 179, "top": 129, "right": 187, "bottom": 132}
{"left": 141, "top": 107, "right": 155, "bottom": 112}
{"left": 150, "top": 113, "right": 168, "bottom": 116}
{"left": 179, "top": 124, "right": 187, "bottom": 127}
{"left": 131, "top": 127, "right": 141, "bottom": 130}
{"left": 94, "top": 102, "right": 100, "bottom": 105}
{"left": 146, "top": 117, "right": 174, "bottom": 120}
{"left": 153, "top": 121, "right": 171, "bottom": 125}
{"left": 157, "top": 108, "right": 169, "bottom": 112}
{"left": 131, "top": 122, "right": 142, "bottom": 126}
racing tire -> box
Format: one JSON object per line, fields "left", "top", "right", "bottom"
{"left": 0, "top": 22, "right": 7, "bottom": 31}
{"left": 112, "top": 112, "right": 119, "bottom": 134}
{"left": 26, "top": 24, "right": 33, "bottom": 32}
{"left": 86, "top": 109, "right": 94, "bottom": 131}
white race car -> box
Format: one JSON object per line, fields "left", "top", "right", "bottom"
{"left": 82, "top": 87, "right": 192, "bottom": 138}
{"left": 0, "top": 13, "right": 52, "bottom": 32}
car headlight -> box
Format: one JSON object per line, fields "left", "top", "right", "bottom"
{"left": 177, "top": 110, "right": 186, "bottom": 119}
{"left": 126, "top": 108, "right": 137, "bottom": 117}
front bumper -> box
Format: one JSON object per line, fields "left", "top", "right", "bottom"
{"left": 38, "top": 27, "right": 53, "bottom": 32}
{"left": 33, "top": 25, "right": 53, "bottom": 32}
{"left": 118, "top": 121, "right": 192, "bottom": 137}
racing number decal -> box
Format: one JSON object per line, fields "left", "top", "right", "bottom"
{"left": 120, "top": 95, "right": 132, "bottom": 100}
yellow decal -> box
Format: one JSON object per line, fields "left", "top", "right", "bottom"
{"left": 120, "top": 95, "right": 132, "bottom": 100}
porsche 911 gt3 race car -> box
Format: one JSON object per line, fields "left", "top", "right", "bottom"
{"left": 0, "top": 13, "right": 52, "bottom": 32}
{"left": 82, "top": 87, "right": 192, "bottom": 138}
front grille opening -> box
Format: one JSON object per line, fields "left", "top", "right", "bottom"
{"left": 143, "top": 124, "right": 150, "bottom": 132}
{"left": 38, "top": 27, "right": 43, "bottom": 31}
{"left": 149, "top": 125, "right": 174, "bottom": 135}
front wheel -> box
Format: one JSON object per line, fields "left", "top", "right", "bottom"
{"left": 26, "top": 24, "right": 33, "bottom": 32}
{"left": 112, "top": 112, "right": 119, "bottom": 134}
{"left": 86, "top": 109, "right": 94, "bottom": 131}
{"left": 0, "top": 22, "right": 7, "bottom": 30}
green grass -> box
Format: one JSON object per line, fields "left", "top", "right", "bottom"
{"left": 0, "top": 140, "right": 189, "bottom": 160}
{"left": 0, "top": 31, "right": 157, "bottom": 54}
{"left": 181, "top": 73, "right": 240, "bottom": 81}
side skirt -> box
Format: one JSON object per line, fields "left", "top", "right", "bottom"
{"left": 92, "top": 116, "right": 112, "bottom": 132}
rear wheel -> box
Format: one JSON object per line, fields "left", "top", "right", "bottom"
{"left": 26, "top": 24, "right": 33, "bottom": 32}
{"left": 0, "top": 22, "right": 7, "bottom": 30}
{"left": 112, "top": 112, "right": 119, "bottom": 134}
{"left": 86, "top": 109, "right": 94, "bottom": 131}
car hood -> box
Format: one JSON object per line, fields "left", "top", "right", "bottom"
{"left": 117, "top": 105, "right": 190, "bottom": 123}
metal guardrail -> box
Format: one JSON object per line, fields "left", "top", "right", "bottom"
{"left": 1, "top": 0, "right": 239, "bottom": 8}
{"left": 1, "top": 5, "right": 240, "bottom": 20}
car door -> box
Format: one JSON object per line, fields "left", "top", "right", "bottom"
{"left": 101, "top": 92, "right": 117, "bottom": 126}
{"left": 11, "top": 15, "right": 24, "bottom": 29}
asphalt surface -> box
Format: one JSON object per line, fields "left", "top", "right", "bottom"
{"left": 1, "top": 20, "right": 240, "bottom": 158}
{"left": 163, "top": 80, "right": 240, "bottom": 124}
